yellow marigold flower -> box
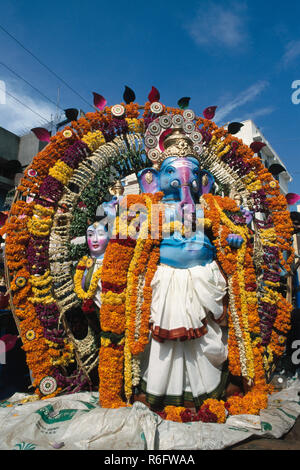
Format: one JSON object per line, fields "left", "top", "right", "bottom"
{"left": 218, "top": 144, "right": 231, "bottom": 158}
{"left": 242, "top": 171, "right": 256, "bottom": 185}
{"left": 49, "top": 160, "right": 74, "bottom": 185}
{"left": 203, "top": 398, "right": 226, "bottom": 423}
{"left": 247, "top": 181, "right": 262, "bottom": 192}
{"left": 101, "top": 337, "right": 111, "bottom": 347}
{"left": 82, "top": 130, "right": 105, "bottom": 152}
{"left": 126, "top": 118, "right": 143, "bottom": 133}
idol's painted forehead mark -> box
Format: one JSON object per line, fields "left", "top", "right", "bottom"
{"left": 87, "top": 224, "right": 106, "bottom": 234}
{"left": 161, "top": 158, "right": 200, "bottom": 172}
{"left": 171, "top": 159, "right": 199, "bottom": 169}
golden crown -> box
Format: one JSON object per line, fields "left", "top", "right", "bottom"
{"left": 162, "top": 129, "right": 198, "bottom": 159}
{"left": 144, "top": 110, "right": 203, "bottom": 169}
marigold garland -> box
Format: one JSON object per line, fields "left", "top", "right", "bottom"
{"left": 162, "top": 399, "right": 226, "bottom": 423}
{"left": 202, "top": 193, "right": 272, "bottom": 405}
{"left": 73, "top": 256, "right": 102, "bottom": 300}
{"left": 98, "top": 192, "right": 163, "bottom": 407}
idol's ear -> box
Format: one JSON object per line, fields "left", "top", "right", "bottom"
{"left": 199, "top": 170, "right": 215, "bottom": 195}
{"left": 137, "top": 168, "right": 160, "bottom": 193}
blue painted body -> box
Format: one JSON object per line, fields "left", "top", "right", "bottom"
{"left": 138, "top": 156, "right": 243, "bottom": 269}
{"left": 159, "top": 201, "right": 215, "bottom": 268}
{"left": 160, "top": 233, "right": 216, "bottom": 268}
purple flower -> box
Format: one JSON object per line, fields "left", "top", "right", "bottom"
{"left": 143, "top": 116, "right": 155, "bottom": 129}
{"left": 111, "top": 118, "right": 128, "bottom": 136}
{"left": 52, "top": 369, "right": 92, "bottom": 393}
{"left": 27, "top": 238, "right": 49, "bottom": 274}
{"left": 199, "top": 129, "right": 212, "bottom": 145}
{"left": 39, "top": 176, "right": 64, "bottom": 202}
{"left": 60, "top": 141, "right": 91, "bottom": 169}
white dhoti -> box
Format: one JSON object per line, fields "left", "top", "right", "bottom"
{"left": 140, "top": 261, "right": 228, "bottom": 406}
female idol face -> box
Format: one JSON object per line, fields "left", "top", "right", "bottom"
{"left": 86, "top": 222, "right": 109, "bottom": 259}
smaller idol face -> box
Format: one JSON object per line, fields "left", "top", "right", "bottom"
{"left": 86, "top": 223, "right": 109, "bottom": 258}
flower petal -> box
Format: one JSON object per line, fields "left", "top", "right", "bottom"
{"left": 31, "top": 127, "right": 51, "bottom": 142}
{"left": 148, "top": 86, "right": 160, "bottom": 103}
{"left": 177, "top": 97, "right": 190, "bottom": 109}
{"left": 228, "top": 122, "right": 244, "bottom": 135}
{"left": 250, "top": 141, "right": 266, "bottom": 153}
{"left": 93, "top": 92, "right": 107, "bottom": 110}
{"left": 203, "top": 106, "right": 217, "bottom": 120}
{"left": 123, "top": 86, "right": 136, "bottom": 104}
{"left": 286, "top": 193, "right": 300, "bottom": 205}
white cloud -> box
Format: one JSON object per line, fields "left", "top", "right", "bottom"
{"left": 185, "top": 2, "right": 248, "bottom": 49}
{"left": 214, "top": 81, "right": 269, "bottom": 124}
{"left": 236, "top": 106, "right": 275, "bottom": 122}
{"left": 282, "top": 40, "right": 300, "bottom": 66}
{"left": 0, "top": 77, "right": 57, "bottom": 135}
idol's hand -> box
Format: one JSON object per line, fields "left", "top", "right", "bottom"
{"left": 227, "top": 234, "right": 244, "bottom": 248}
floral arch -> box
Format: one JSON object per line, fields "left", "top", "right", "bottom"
{"left": 2, "top": 98, "right": 294, "bottom": 419}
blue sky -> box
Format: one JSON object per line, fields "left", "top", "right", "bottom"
{"left": 0, "top": 0, "right": 299, "bottom": 194}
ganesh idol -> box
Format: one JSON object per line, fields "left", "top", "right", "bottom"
{"left": 98, "top": 116, "right": 246, "bottom": 411}
{"left": 135, "top": 129, "right": 243, "bottom": 410}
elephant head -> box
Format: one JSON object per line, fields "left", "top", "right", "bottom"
{"left": 138, "top": 156, "right": 214, "bottom": 213}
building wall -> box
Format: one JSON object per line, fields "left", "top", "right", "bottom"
{"left": 235, "top": 120, "right": 292, "bottom": 194}
{"left": 0, "top": 128, "right": 19, "bottom": 207}
{"left": 0, "top": 128, "right": 47, "bottom": 210}
{"left": 0, "top": 127, "right": 20, "bottom": 161}
{"left": 18, "top": 133, "right": 47, "bottom": 168}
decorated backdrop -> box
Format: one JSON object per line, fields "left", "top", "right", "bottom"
{"left": 1, "top": 89, "right": 295, "bottom": 422}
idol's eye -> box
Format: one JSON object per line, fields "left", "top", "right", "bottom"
{"left": 193, "top": 169, "right": 199, "bottom": 177}
{"left": 191, "top": 180, "right": 198, "bottom": 191}
{"left": 166, "top": 166, "right": 175, "bottom": 174}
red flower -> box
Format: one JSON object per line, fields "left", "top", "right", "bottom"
{"left": 82, "top": 299, "right": 95, "bottom": 314}
{"left": 224, "top": 402, "right": 231, "bottom": 412}
{"left": 196, "top": 405, "right": 218, "bottom": 423}
{"left": 180, "top": 408, "right": 193, "bottom": 423}
{"left": 78, "top": 201, "right": 87, "bottom": 211}
{"left": 157, "top": 410, "right": 167, "bottom": 420}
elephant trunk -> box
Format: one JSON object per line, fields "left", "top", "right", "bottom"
{"left": 178, "top": 184, "right": 195, "bottom": 219}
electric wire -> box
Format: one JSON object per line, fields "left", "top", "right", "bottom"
{"left": 0, "top": 82, "right": 50, "bottom": 123}
{"left": 0, "top": 23, "right": 93, "bottom": 110}
{"left": 0, "top": 61, "right": 65, "bottom": 112}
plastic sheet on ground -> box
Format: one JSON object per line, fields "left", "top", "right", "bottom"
{"left": 1, "top": 380, "right": 300, "bottom": 450}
